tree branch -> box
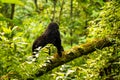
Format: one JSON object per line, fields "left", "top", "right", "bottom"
{"left": 27, "top": 38, "right": 114, "bottom": 79}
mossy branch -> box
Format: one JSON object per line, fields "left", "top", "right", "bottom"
{"left": 27, "top": 38, "right": 113, "bottom": 79}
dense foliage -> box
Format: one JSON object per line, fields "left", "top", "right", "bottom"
{"left": 0, "top": 0, "right": 120, "bottom": 79}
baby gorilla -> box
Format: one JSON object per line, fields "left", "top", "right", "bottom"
{"left": 31, "top": 22, "right": 64, "bottom": 61}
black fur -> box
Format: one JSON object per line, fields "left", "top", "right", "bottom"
{"left": 32, "top": 22, "right": 64, "bottom": 57}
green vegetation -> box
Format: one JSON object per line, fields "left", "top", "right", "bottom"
{"left": 0, "top": 0, "right": 120, "bottom": 80}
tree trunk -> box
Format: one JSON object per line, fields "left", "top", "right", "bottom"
{"left": 10, "top": 4, "right": 15, "bottom": 19}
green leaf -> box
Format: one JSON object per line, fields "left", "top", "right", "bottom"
{"left": 1, "top": 0, "right": 24, "bottom": 6}
{"left": 2, "top": 27, "right": 12, "bottom": 34}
